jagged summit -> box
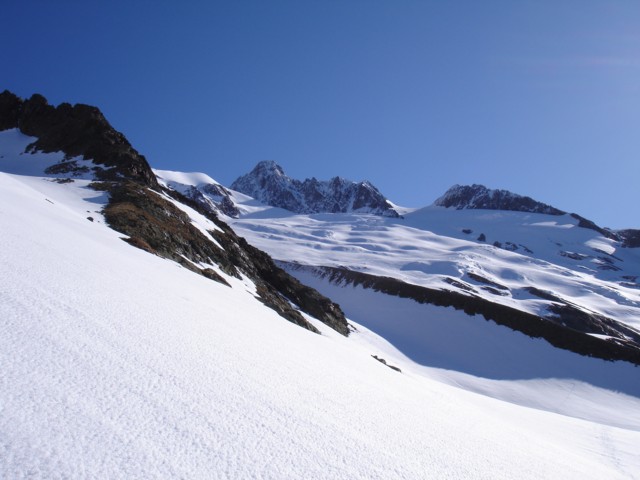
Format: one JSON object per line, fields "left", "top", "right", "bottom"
{"left": 253, "top": 159, "right": 286, "bottom": 176}
{"left": 231, "top": 161, "right": 400, "bottom": 217}
{"left": 0, "top": 90, "right": 157, "bottom": 187}
{"left": 434, "top": 184, "right": 565, "bottom": 215}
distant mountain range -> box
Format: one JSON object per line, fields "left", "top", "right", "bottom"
{"left": 157, "top": 153, "right": 640, "bottom": 247}
{"left": 231, "top": 160, "right": 400, "bottom": 217}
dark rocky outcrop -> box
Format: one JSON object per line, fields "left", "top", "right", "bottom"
{"left": 371, "top": 355, "right": 402, "bottom": 372}
{"left": 231, "top": 160, "right": 399, "bottom": 217}
{"left": 569, "top": 213, "right": 618, "bottom": 240}
{"left": 0, "top": 90, "right": 158, "bottom": 187}
{"left": 165, "top": 185, "right": 350, "bottom": 335}
{"left": 546, "top": 303, "right": 640, "bottom": 346}
{"left": 466, "top": 272, "right": 509, "bottom": 293}
{"left": 618, "top": 229, "right": 640, "bottom": 248}
{"left": 100, "top": 180, "right": 349, "bottom": 335}
{"left": 525, "top": 287, "right": 640, "bottom": 345}
{"left": 212, "top": 226, "right": 349, "bottom": 336}
{"left": 285, "top": 264, "right": 640, "bottom": 365}
{"left": 0, "top": 90, "right": 22, "bottom": 131}
{"left": 100, "top": 180, "right": 236, "bottom": 282}
{"left": 183, "top": 183, "right": 241, "bottom": 218}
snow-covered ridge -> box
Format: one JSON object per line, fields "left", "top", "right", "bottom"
{"left": 231, "top": 160, "right": 400, "bottom": 217}
{"left": 155, "top": 169, "right": 241, "bottom": 218}
{"left": 434, "top": 184, "right": 627, "bottom": 240}
{"left": 434, "top": 183, "right": 566, "bottom": 215}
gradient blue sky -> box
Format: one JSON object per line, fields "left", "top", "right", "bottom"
{"left": 3, "top": 1, "right": 639, "bottom": 228}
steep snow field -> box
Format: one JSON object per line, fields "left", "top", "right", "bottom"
{"left": 2, "top": 134, "right": 640, "bottom": 478}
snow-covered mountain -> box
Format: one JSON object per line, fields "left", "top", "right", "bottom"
{"left": 231, "top": 160, "right": 400, "bottom": 217}
{"left": 434, "top": 183, "right": 631, "bottom": 242}
{"left": 2, "top": 91, "right": 640, "bottom": 479}
{"left": 168, "top": 153, "right": 640, "bottom": 365}
{"left": 434, "top": 183, "right": 566, "bottom": 215}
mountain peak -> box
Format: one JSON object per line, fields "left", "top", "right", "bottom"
{"left": 0, "top": 90, "right": 158, "bottom": 187}
{"left": 434, "top": 184, "right": 565, "bottom": 215}
{"left": 231, "top": 162, "right": 399, "bottom": 217}
{"left": 252, "top": 160, "right": 286, "bottom": 176}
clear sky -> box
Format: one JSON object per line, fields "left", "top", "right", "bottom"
{"left": 2, "top": 1, "right": 639, "bottom": 228}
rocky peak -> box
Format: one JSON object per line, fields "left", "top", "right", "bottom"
{"left": 253, "top": 160, "right": 286, "bottom": 177}
{"left": 0, "top": 90, "right": 158, "bottom": 188}
{"left": 434, "top": 184, "right": 565, "bottom": 215}
{"left": 231, "top": 162, "right": 399, "bottom": 217}
{"left": 0, "top": 90, "right": 24, "bottom": 130}
{"left": 242, "top": 161, "right": 290, "bottom": 192}
{"left": 617, "top": 229, "right": 640, "bottom": 248}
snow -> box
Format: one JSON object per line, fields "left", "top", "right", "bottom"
{"left": 154, "top": 168, "right": 223, "bottom": 188}
{"left": 0, "top": 129, "right": 95, "bottom": 179}
{"left": 155, "top": 167, "right": 283, "bottom": 218}
{"left": 2, "top": 135, "right": 640, "bottom": 478}
{"left": 288, "top": 266, "right": 640, "bottom": 429}
{"left": 229, "top": 203, "right": 640, "bottom": 331}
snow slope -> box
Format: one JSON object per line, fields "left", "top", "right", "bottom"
{"left": 287, "top": 265, "right": 640, "bottom": 428}
{"left": 156, "top": 166, "right": 640, "bottom": 405}
{"left": 230, "top": 205, "right": 640, "bottom": 332}
{"left": 2, "top": 131, "right": 640, "bottom": 478}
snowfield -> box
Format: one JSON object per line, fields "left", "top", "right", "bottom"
{"left": 229, "top": 206, "right": 640, "bottom": 330}
{"left": 1, "top": 131, "right": 640, "bottom": 479}
{"left": 287, "top": 266, "right": 640, "bottom": 428}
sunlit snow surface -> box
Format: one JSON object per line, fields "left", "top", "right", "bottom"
{"left": 1, "top": 132, "right": 640, "bottom": 478}
{"left": 229, "top": 202, "right": 640, "bottom": 328}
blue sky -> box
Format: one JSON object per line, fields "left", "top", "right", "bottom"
{"left": 3, "top": 1, "right": 639, "bottom": 228}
